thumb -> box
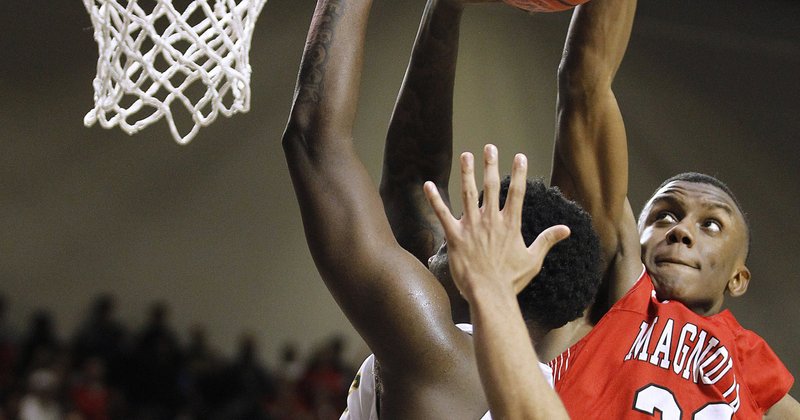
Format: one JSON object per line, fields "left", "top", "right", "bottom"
{"left": 527, "top": 225, "right": 571, "bottom": 268}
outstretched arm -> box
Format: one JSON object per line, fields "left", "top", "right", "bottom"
{"left": 380, "top": 0, "right": 462, "bottom": 264}
{"left": 381, "top": 0, "right": 499, "bottom": 322}
{"left": 381, "top": 0, "right": 500, "bottom": 258}
{"left": 425, "top": 145, "right": 571, "bottom": 420}
{"left": 282, "top": 0, "right": 463, "bottom": 373}
{"left": 550, "top": 0, "right": 641, "bottom": 313}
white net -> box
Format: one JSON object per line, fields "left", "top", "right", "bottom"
{"left": 83, "top": 0, "right": 268, "bottom": 144}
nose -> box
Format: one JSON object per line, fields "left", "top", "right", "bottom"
{"left": 666, "top": 223, "right": 693, "bottom": 247}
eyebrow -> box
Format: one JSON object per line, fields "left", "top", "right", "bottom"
{"left": 705, "top": 201, "right": 734, "bottom": 216}
{"left": 647, "top": 195, "right": 680, "bottom": 211}
{"left": 649, "top": 194, "right": 734, "bottom": 216}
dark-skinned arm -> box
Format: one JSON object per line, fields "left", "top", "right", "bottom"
{"left": 381, "top": 0, "right": 498, "bottom": 322}
{"left": 281, "top": 0, "right": 478, "bottom": 411}
{"left": 380, "top": 0, "right": 462, "bottom": 264}
{"left": 550, "top": 0, "right": 641, "bottom": 319}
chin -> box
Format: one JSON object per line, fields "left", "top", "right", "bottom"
{"left": 649, "top": 273, "right": 682, "bottom": 303}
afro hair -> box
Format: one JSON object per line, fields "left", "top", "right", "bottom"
{"left": 480, "top": 177, "right": 601, "bottom": 331}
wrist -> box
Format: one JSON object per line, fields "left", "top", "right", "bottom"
{"left": 460, "top": 276, "right": 518, "bottom": 307}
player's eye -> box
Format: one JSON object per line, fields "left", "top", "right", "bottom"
{"left": 702, "top": 219, "right": 722, "bottom": 233}
{"left": 655, "top": 212, "right": 677, "bottom": 224}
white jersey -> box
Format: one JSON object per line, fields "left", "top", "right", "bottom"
{"left": 340, "top": 324, "right": 553, "bottom": 420}
{"left": 340, "top": 353, "right": 378, "bottom": 420}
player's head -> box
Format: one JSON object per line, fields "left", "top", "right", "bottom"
{"left": 428, "top": 177, "right": 601, "bottom": 331}
{"left": 638, "top": 172, "right": 751, "bottom": 315}
{"left": 503, "top": 178, "right": 601, "bottom": 330}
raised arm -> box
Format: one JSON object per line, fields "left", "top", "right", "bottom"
{"left": 425, "top": 145, "right": 571, "bottom": 420}
{"left": 380, "top": 0, "right": 462, "bottom": 264}
{"left": 550, "top": 0, "right": 641, "bottom": 311}
{"left": 281, "top": 0, "right": 464, "bottom": 373}
{"left": 381, "top": 0, "right": 499, "bottom": 323}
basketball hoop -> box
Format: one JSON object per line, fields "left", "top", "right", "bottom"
{"left": 83, "top": 0, "right": 268, "bottom": 144}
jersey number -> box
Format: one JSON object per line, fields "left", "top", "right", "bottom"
{"left": 633, "top": 384, "right": 733, "bottom": 419}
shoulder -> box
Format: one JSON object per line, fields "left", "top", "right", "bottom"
{"left": 606, "top": 266, "right": 651, "bottom": 313}
{"left": 720, "top": 313, "right": 795, "bottom": 412}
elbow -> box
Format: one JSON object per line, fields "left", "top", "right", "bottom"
{"left": 557, "top": 61, "right": 593, "bottom": 101}
{"left": 557, "top": 49, "right": 609, "bottom": 101}
{"left": 282, "top": 113, "right": 349, "bottom": 170}
{"left": 282, "top": 102, "right": 352, "bottom": 161}
{"left": 281, "top": 119, "right": 310, "bottom": 158}
{"left": 282, "top": 107, "right": 325, "bottom": 161}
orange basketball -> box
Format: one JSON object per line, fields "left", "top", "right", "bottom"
{"left": 502, "top": 0, "right": 590, "bottom": 12}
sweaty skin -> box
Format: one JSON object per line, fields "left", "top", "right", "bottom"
{"left": 283, "top": 0, "right": 507, "bottom": 418}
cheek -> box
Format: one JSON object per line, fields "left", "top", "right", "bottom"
{"left": 702, "top": 240, "right": 728, "bottom": 270}
{"left": 705, "top": 249, "right": 737, "bottom": 281}
{"left": 639, "top": 226, "right": 655, "bottom": 244}
{"left": 639, "top": 229, "right": 656, "bottom": 256}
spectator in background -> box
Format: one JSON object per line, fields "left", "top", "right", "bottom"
{"left": 219, "top": 333, "right": 275, "bottom": 419}
{"left": 70, "top": 294, "right": 128, "bottom": 393}
{"left": 267, "top": 342, "right": 311, "bottom": 420}
{"left": 180, "top": 324, "right": 228, "bottom": 419}
{"left": 299, "top": 336, "right": 353, "bottom": 420}
{"left": 16, "top": 311, "right": 61, "bottom": 382}
{"left": 275, "top": 342, "right": 304, "bottom": 387}
{"left": 67, "top": 356, "right": 110, "bottom": 420}
{"left": 19, "top": 368, "right": 61, "bottom": 420}
{"left": 129, "top": 301, "right": 183, "bottom": 420}
{"left": 0, "top": 295, "right": 358, "bottom": 419}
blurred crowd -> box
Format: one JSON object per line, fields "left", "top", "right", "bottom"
{"left": 0, "top": 294, "right": 357, "bottom": 420}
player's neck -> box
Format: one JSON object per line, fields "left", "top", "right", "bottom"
{"left": 526, "top": 321, "right": 549, "bottom": 360}
{"left": 536, "top": 317, "right": 594, "bottom": 362}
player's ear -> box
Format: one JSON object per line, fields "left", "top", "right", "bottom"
{"left": 727, "top": 266, "right": 750, "bottom": 298}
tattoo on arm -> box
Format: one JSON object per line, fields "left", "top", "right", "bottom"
{"left": 296, "top": 0, "right": 345, "bottom": 104}
{"left": 385, "top": 20, "right": 459, "bottom": 179}
{"left": 383, "top": 9, "right": 462, "bottom": 260}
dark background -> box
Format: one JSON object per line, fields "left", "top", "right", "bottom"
{"left": 1, "top": 0, "right": 797, "bottom": 397}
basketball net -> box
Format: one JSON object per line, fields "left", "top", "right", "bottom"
{"left": 83, "top": 0, "right": 268, "bottom": 144}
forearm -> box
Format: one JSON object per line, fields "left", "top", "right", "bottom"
{"left": 468, "top": 285, "right": 569, "bottom": 420}
{"left": 282, "top": 0, "right": 375, "bottom": 256}
{"left": 554, "top": 0, "right": 636, "bottom": 191}
{"left": 281, "top": 0, "right": 382, "bottom": 323}
{"left": 551, "top": 0, "right": 638, "bottom": 279}
{"left": 284, "top": 0, "right": 373, "bottom": 146}
{"left": 383, "top": 0, "right": 461, "bottom": 187}
{"left": 379, "top": 0, "right": 463, "bottom": 262}
{"left": 558, "top": 0, "right": 637, "bottom": 96}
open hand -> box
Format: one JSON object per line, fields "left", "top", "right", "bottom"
{"left": 423, "top": 144, "right": 570, "bottom": 301}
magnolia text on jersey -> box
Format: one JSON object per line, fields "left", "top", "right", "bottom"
{"left": 623, "top": 316, "right": 740, "bottom": 411}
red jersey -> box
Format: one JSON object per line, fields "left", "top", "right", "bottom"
{"left": 549, "top": 269, "right": 793, "bottom": 419}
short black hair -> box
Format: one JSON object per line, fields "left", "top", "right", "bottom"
{"left": 643, "top": 172, "right": 750, "bottom": 259}
{"left": 480, "top": 177, "right": 601, "bottom": 331}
